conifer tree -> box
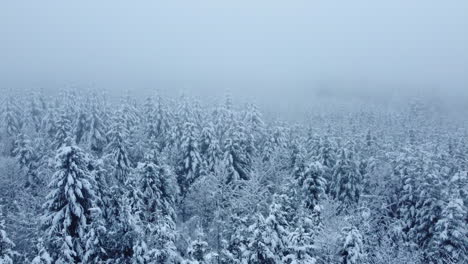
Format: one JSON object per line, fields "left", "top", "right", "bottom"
{"left": 331, "top": 149, "right": 362, "bottom": 213}
{"left": 283, "top": 212, "right": 317, "bottom": 264}
{"left": 106, "top": 111, "right": 131, "bottom": 184}
{"left": 413, "top": 173, "right": 444, "bottom": 249}
{"left": 338, "top": 226, "right": 365, "bottom": 264}
{"left": 3, "top": 97, "right": 22, "bottom": 138}
{"left": 135, "top": 154, "right": 177, "bottom": 224}
{"left": 12, "top": 133, "right": 35, "bottom": 169}
{"left": 243, "top": 213, "right": 282, "bottom": 264}
{"left": 151, "top": 217, "right": 180, "bottom": 264}
{"left": 42, "top": 138, "right": 97, "bottom": 263}
{"left": 28, "top": 94, "right": 43, "bottom": 133}
{"left": 300, "top": 162, "right": 326, "bottom": 212}
{"left": 177, "top": 122, "right": 202, "bottom": 197}
{"left": 87, "top": 105, "right": 107, "bottom": 156}
{"left": 31, "top": 239, "right": 52, "bottom": 264}
{"left": 83, "top": 208, "right": 107, "bottom": 263}
{"left": 0, "top": 220, "right": 16, "bottom": 264}
{"left": 74, "top": 109, "right": 89, "bottom": 145}
{"left": 397, "top": 161, "right": 421, "bottom": 237}
{"left": 430, "top": 197, "right": 468, "bottom": 263}
{"left": 187, "top": 226, "right": 210, "bottom": 263}
{"left": 200, "top": 123, "right": 221, "bottom": 173}
{"left": 223, "top": 123, "right": 252, "bottom": 183}
{"left": 53, "top": 110, "right": 72, "bottom": 149}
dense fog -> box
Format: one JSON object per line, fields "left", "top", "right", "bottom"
{"left": 0, "top": 1, "right": 467, "bottom": 264}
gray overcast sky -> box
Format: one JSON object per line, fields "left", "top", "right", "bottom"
{"left": 1, "top": 0, "right": 468, "bottom": 105}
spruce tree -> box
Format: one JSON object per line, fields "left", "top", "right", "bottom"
{"left": 331, "top": 149, "right": 362, "bottom": 213}
{"left": 106, "top": 111, "right": 131, "bottom": 184}
{"left": 300, "top": 162, "right": 326, "bottom": 212}
{"left": 187, "top": 226, "right": 210, "bottom": 263}
{"left": 243, "top": 213, "right": 282, "bottom": 264}
{"left": 42, "top": 139, "right": 97, "bottom": 263}
{"left": 430, "top": 197, "right": 468, "bottom": 263}
{"left": 412, "top": 172, "right": 444, "bottom": 249}
{"left": 53, "top": 110, "right": 72, "bottom": 149}
{"left": 87, "top": 106, "right": 107, "bottom": 156}
{"left": 338, "top": 226, "right": 365, "bottom": 264}
{"left": 177, "top": 122, "right": 202, "bottom": 198}
{"left": 283, "top": 212, "right": 317, "bottom": 264}
{"left": 200, "top": 122, "right": 221, "bottom": 173}
{"left": 0, "top": 220, "right": 16, "bottom": 264}
{"left": 31, "top": 239, "right": 52, "bottom": 264}
{"left": 223, "top": 123, "right": 252, "bottom": 183}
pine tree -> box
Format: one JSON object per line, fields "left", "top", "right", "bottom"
{"left": 42, "top": 139, "right": 97, "bottom": 263}
{"left": 338, "top": 226, "right": 365, "bottom": 264}
{"left": 0, "top": 220, "right": 16, "bottom": 264}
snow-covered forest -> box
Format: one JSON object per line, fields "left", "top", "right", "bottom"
{"left": 0, "top": 89, "right": 466, "bottom": 264}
